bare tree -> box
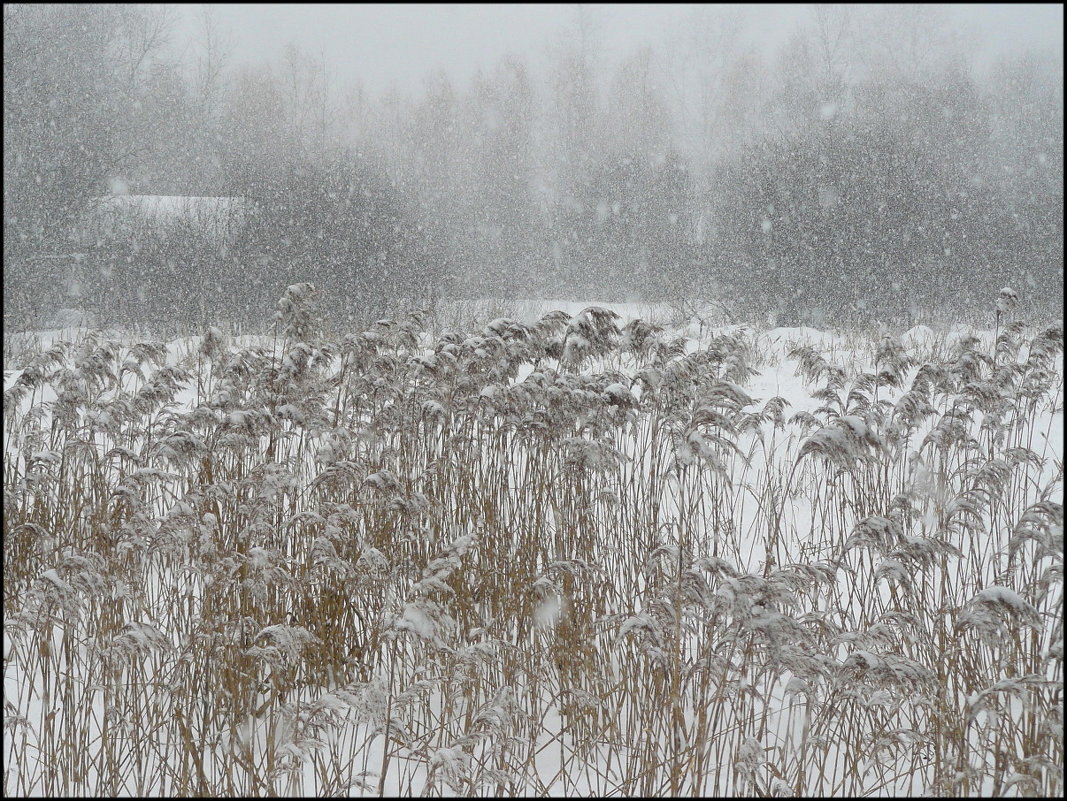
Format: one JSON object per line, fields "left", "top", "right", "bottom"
{"left": 191, "top": 4, "right": 232, "bottom": 120}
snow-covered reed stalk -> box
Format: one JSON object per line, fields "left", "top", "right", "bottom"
{"left": 3, "top": 287, "right": 1062, "bottom": 796}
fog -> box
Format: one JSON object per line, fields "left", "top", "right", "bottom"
{"left": 173, "top": 4, "right": 1062, "bottom": 96}
{"left": 3, "top": 3, "right": 1063, "bottom": 332}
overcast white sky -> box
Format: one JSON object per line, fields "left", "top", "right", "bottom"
{"left": 173, "top": 3, "right": 1064, "bottom": 97}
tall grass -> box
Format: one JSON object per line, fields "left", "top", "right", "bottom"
{"left": 3, "top": 286, "right": 1062, "bottom": 796}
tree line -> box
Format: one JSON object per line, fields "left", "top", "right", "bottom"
{"left": 3, "top": 4, "right": 1062, "bottom": 331}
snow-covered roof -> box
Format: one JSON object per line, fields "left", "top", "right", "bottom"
{"left": 75, "top": 195, "right": 248, "bottom": 244}
{"left": 88, "top": 195, "right": 245, "bottom": 217}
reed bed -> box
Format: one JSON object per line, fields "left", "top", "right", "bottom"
{"left": 3, "top": 285, "right": 1062, "bottom": 796}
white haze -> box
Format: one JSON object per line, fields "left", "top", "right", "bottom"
{"left": 174, "top": 3, "right": 1064, "bottom": 98}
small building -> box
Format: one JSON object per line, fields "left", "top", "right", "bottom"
{"left": 74, "top": 195, "right": 248, "bottom": 247}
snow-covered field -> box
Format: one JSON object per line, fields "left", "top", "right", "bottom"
{"left": 3, "top": 292, "right": 1063, "bottom": 796}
